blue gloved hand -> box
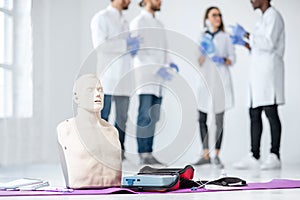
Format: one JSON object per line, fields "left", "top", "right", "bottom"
{"left": 127, "top": 35, "right": 140, "bottom": 56}
{"left": 200, "top": 34, "right": 215, "bottom": 55}
{"left": 212, "top": 56, "right": 225, "bottom": 65}
{"left": 229, "top": 24, "right": 247, "bottom": 38}
{"left": 230, "top": 35, "right": 246, "bottom": 46}
{"left": 169, "top": 62, "right": 179, "bottom": 72}
{"left": 156, "top": 67, "right": 173, "bottom": 81}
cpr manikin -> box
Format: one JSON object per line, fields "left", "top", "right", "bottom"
{"left": 57, "top": 74, "right": 122, "bottom": 189}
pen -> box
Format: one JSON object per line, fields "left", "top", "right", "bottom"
{"left": 43, "top": 187, "right": 74, "bottom": 192}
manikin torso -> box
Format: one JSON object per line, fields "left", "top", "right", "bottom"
{"left": 57, "top": 75, "right": 122, "bottom": 189}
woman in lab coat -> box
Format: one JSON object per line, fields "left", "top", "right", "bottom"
{"left": 195, "top": 7, "right": 236, "bottom": 168}
{"left": 233, "top": 0, "right": 285, "bottom": 170}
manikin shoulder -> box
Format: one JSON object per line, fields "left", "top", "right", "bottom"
{"left": 99, "top": 119, "right": 119, "bottom": 135}
{"left": 57, "top": 118, "right": 75, "bottom": 142}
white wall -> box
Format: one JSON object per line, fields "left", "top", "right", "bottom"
{"left": 0, "top": 0, "right": 82, "bottom": 165}
{"left": 2, "top": 0, "right": 298, "bottom": 166}
{"left": 32, "top": 0, "right": 82, "bottom": 163}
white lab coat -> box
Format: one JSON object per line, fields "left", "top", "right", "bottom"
{"left": 249, "top": 7, "right": 285, "bottom": 108}
{"left": 197, "top": 31, "right": 236, "bottom": 113}
{"left": 90, "top": 5, "right": 133, "bottom": 96}
{"left": 130, "top": 10, "right": 169, "bottom": 97}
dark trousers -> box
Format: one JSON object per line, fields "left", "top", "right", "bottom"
{"left": 198, "top": 110, "right": 224, "bottom": 150}
{"left": 137, "top": 94, "right": 162, "bottom": 153}
{"left": 250, "top": 104, "right": 282, "bottom": 159}
{"left": 101, "top": 95, "right": 129, "bottom": 151}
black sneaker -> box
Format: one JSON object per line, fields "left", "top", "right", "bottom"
{"left": 147, "top": 155, "right": 163, "bottom": 165}
{"left": 140, "top": 155, "right": 162, "bottom": 165}
{"left": 193, "top": 157, "right": 211, "bottom": 166}
{"left": 213, "top": 156, "right": 224, "bottom": 169}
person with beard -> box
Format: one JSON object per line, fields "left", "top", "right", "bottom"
{"left": 130, "top": 0, "right": 174, "bottom": 165}
{"left": 90, "top": 0, "right": 137, "bottom": 160}
{"left": 232, "top": 0, "right": 285, "bottom": 170}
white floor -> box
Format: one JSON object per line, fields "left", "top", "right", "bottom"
{"left": 1, "top": 160, "right": 300, "bottom": 200}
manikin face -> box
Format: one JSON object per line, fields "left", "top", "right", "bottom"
{"left": 207, "top": 8, "right": 222, "bottom": 30}
{"left": 74, "top": 76, "right": 104, "bottom": 113}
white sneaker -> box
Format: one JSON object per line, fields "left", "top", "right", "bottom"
{"left": 233, "top": 153, "right": 260, "bottom": 170}
{"left": 260, "top": 153, "right": 281, "bottom": 170}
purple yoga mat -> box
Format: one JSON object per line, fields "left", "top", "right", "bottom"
{"left": 169, "top": 179, "right": 300, "bottom": 193}
{"left": 0, "top": 179, "right": 299, "bottom": 197}
{"left": 0, "top": 187, "right": 137, "bottom": 197}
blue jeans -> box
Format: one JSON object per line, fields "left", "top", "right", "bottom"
{"left": 101, "top": 95, "right": 129, "bottom": 151}
{"left": 137, "top": 94, "right": 162, "bottom": 153}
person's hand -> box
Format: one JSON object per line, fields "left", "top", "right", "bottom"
{"left": 230, "top": 35, "right": 246, "bottom": 46}
{"left": 169, "top": 62, "right": 179, "bottom": 72}
{"left": 156, "top": 67, "right": 173, "bottom": 81}
{"left": 127, "top": 35, "right": 141, "bottom": 56}
{"left": 200, "top": 34, "right": 215, "bottom": 55}
{"left": 198, "top": 56, "right": 205, "bottom": 66}
{"left": 212, "top": 56, "right": 225, "bottom": 65}
{"left": 229, "top": 24, "right": 247, "bottom": 38}
{"left": 224, "top": 58, "right": 232, "bottom": 66}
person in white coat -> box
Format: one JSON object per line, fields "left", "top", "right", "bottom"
{"left": 130, "top": 0, "right": 174, "bottom": 165}
{"left": 232, "top": 0, "right": 285, "bottom": 170}
{"left": 90, "top": 0, "right": 136, "bottom": 160}
{"left": 194, "top": 7, "right": 236, "bottom": 168}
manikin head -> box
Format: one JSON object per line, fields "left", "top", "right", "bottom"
{"left": 111, "top": 0, "right": 131, "bottom": 11}
{"left": 73, "top": 74, "right": 104, "bottom": 113}
{"left": 250, "top": 0, "right": 271, "bottom": 11}
{"left": 139, "top": 0, "right": 162, "bottom": 12}
{"left": 204, "top": 7, "right": 224, "bottom": 33}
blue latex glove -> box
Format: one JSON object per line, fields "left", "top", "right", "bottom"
{"left": 212, "top": 56, "right": 225, "bottom": 65}
{"left": 230, "top": 35, "right": 246, "bottom": 46}
{"left": 126, "top": 35, "right": 140, "bottom": 56}
{"left": 169, "top": 62, "right": 179, "bottom": 72}
{"left": 230, "top": 24, "right": 247, "bottom": 38}
{"left": 200, "top": 34, "right": 215, "bottom": 55}
{"left": 156, "top": 67, "right": 173, "bottom": 81}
